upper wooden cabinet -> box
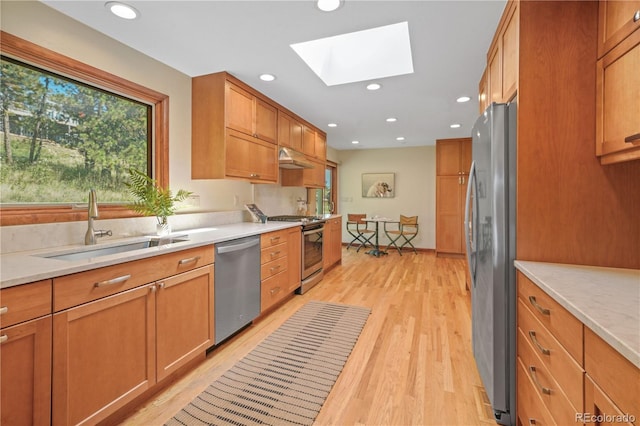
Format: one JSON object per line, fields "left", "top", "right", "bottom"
{"left": 278, "top": 111, "right": 303, "bottom": 152}
{"left": 192, "top": 72, "right": 278, "bottom": 182}
{"left": 486, "top": 1, "right": 519, "bottom": 104}
{"left": 596, "top": 6, "right": 640, "bottom": 164}
{"left": 597, "top": 0, "right": 640, "bottom": 58}
{"left": 478, "top": 68, "right": 489, "bottom": 114}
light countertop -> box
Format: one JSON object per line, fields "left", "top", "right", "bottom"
{"left": 1, "top": 221, "right": 302, "bottom": 289}
{"left": 515, "top": 260, "right": 640, "bottom": 369}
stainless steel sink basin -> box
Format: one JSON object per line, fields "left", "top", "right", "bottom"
{"left": 38, "top": 236, "right": 189, "bottom": 261}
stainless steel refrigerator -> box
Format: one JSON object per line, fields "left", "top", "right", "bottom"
{"left": 465, "top": 101, "right": 517, "bottom": 426}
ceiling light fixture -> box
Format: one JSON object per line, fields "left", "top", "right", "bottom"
{"left": 352, "top": 140, "right": 359, "bottom": 144}
{"left": 450, "top": 123, "right": 461, "bottom": 129}
{"left": 316, "top": 0, "right": 343, "bottom": 12}
{"left": 328, "top": 123, "right": 338, "bottom": 128}
{"left": 456, "top": 96, "right": 471, "bottom": 103}
{"left": 396, "top": 137, "right": 405, "bottom": 141}
{"left": 105, "top": 1, "right": 139, "bottom": 20}
{"left": 367, "top": 83, "right": 382, "bottom": 91}
{"left": 259, "top": 74, "right": 276, "bottom": 82}
{"left": 386, "top": 117, "right": 397, "bottom": 122}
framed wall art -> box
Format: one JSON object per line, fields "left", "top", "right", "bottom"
{"left": 362, "top": 173, "right": 395, "bottom": 198}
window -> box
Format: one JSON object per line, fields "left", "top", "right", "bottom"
{"left": 311, "top": 160, "right": 338, "bottom": 215}
{"left": 0, "top": 31, "right": 169, "bottom": 226}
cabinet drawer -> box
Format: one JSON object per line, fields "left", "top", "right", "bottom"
{"left": 517, "top": 356, "right": 555, "bottom": 426}
{"left": 585, "top": 328, "right": 639, "bottom": 423}
{"left": 260, "top": 271, "right": 289, "bottom": 312}
{"left": 0, "top": 280, "right": 52, "bottom": 328}
{"left": 517, "top": 272, "right": 583, "bottom": 363}
{"left": 518, "top": 298, "right": 584, "bottom": 411}
{"left": 261, "top": 229, "right": 289, "bottom": 248}
{"left": 517, "top": 326, "right": 581, "bottom": 425}
{"left": 261, "top": 256, "right": 288, "bottom": 280}
{"left": 54, "top": 245, "right": 214, "bottom": 311}
{"left": 261, "top": 242, "right": 287, "bottom": 265}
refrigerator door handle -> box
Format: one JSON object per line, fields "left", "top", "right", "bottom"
{"left": 464, "top": 161, "right": 478, "bottom": 286}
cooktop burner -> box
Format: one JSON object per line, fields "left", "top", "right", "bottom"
{"left": 268, "top": 215, "right": 325, "bottom": 227}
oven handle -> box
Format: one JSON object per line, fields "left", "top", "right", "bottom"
{"left": 303, "top": 226, "right": 324, "bottom": 236}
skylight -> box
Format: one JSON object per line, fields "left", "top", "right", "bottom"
{"left": 290, "top": 22, "right": 414, "bottom": 86}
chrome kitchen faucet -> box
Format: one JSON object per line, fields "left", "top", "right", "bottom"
{"left": 85, "top": 189, "right": 112, "bottom": 245}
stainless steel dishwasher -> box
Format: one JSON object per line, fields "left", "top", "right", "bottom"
{"left": 214, "top": 235, "right": 261, "bottom": 345}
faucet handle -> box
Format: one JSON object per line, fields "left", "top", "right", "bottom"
{"left": 95, "top": 230, "right": 113, "bottom": 238}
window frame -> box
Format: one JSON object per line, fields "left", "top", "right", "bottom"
{"left": 0, "top": 31, "right": 169, "bottom": 226}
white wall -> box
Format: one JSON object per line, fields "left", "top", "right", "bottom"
{"left": 337, "top": 146, "right": 436, "bottom": 249}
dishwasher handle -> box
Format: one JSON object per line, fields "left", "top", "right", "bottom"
{"left": 217, "top": 238, "right": 260, "bottom": 254}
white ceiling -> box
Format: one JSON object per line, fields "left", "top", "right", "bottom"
{"left": 40, "top": 0, "right": 506, "bottom": 151}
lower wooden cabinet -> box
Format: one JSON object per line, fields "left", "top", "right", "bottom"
{"left": 1, "top": 315, "right": 52, "bottom": 426}
{"left": 51, "top": 247, "right": 214, "bottom": 426}
{"left": 323, "top": 216, "right": 342, "bottom": 270}
{"left": 261, "top": 229, "right": 293, "bottom": 312}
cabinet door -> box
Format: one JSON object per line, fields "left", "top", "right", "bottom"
{"left": 488, "top": 44, "right": 502, "bottom": 103}
{"left": 156, "top": 265, "right": 214, "bottom": 381}
{"left": 225, "top": 82, "right": 254, "bottom": 136}
{"left": 225, "top": 129, "right": 278, "bottom": 182}
{"left": 501, "top": 2, "right": 519, "bottom": 101}
{"left": 596, "top": 29, "right": 640, "bottom": 164}
{"left": 436, "top": 139, "right": 470, "bottom": 175}
{"left": 598, "top": 0, "right": 640, "bottom": 58}
{"left": 290, "top": 119, "right": 304, "bottom": 152}
{"left": 303, "top": 157, "right": 325, "bottom": 188}
{"left": 53, "top": 285, "right": 155, "bottom": 426}
{"left": 478, "top": 68, "right": 489, "bottom": 114}
{"left": 278, "top": 112, "right": 292, "bottom": 148}
{"left": 255, "top": 98, "right": 277, "bottom": 144}
{"left": 1, "top": 316, "right": 52, "bottom": 426}
{"left": 302, "top": 126, "right": 316, "bottom": 157}
{"left": 315, "top": 132, "right": 327, "bottom": 161}
{"left": 436, "top": 176, "right": 465, "bottom": 254}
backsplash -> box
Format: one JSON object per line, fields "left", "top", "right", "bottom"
{"left": 0, "top": 210, "right": 246, "bottom": 254}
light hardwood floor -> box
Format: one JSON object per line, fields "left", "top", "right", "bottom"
{"left": 121, "top": 248, "right": 497, "bottom": 426}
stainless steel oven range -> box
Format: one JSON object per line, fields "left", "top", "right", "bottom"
{"left": 267, "top": 215, "right": 325, "bottom": 294}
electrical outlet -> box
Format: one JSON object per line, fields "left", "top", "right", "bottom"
{"left": 187, "top": 194, "right": 200, "bottom": 206}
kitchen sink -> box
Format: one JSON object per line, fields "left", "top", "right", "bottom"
{"left": 38, "top": 236, "right": 189, "bottom": 261}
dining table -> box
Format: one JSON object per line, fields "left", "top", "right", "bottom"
{"left": 363, "top": 217, "right": 396, "bottom": 257}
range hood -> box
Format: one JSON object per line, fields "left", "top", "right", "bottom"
{"left": 278, "top": 147, "right": 314, "bottom": 169}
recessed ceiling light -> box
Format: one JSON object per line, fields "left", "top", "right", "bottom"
{"left": 450, "top": 123, "right": 461, "bottom": 128}
{"left": 105, "top": 1, "right": 139, "bottom": 20}
{"left": 259, "top": 74, "right": 276, "bottom": 82}
{"left": 396, "top": 137, "right": 405, "bottom": 141}
{"left": 352, "top": 140, "right": 359, "bottom": 144}
{"left": 366, "top": 83, "right": 382, "bottom": 91}
{"left": 316, "top": 0, "right": 343, "bottom": 12}
{"left": 328, "top": 123, "right": 338, "bottom": 128}
{"left": 456, "top": 96, "right": 471, "bottom": 103}
{"left": 386, "top": 117, "right": 397, "bottom": 122}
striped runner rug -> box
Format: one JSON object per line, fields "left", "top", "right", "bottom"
{"left": 165, "top": 300, "right": 371, "bottom": 426}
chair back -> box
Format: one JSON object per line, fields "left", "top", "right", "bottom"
{"left": 400, "top": 215, "right": 418, "bottom": 226}
{"left": 348, "top": 213, "right": 367, "bottom": 224}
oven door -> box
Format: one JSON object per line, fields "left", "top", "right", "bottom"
{"left": 302, "top": 225, "right": 323, "bottom": 280}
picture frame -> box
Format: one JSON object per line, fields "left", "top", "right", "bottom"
{"left": 362, "top": 173, "right": 395, "bottom": 198}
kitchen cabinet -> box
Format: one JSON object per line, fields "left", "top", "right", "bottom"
{"left": 487, "top": 0, "right": 518, "bottom": 103}
{"left": 595, "top": 14, "right": 640, "bottom": 164}
{"left": 315, "top": 131, "right": 327, "bottom": 161}
{"left": 478, "top": 68, "right": 489, "bottom": 114}
{"left": 281, "top": 156, "right": 326, "bottom": 189}
{"left": 597, "top": 0, "right": 640, "bottom": 58}
{"left": 323, "top": 216, "right": 342, "bottom": 271}
{"left": 278, "top": 111, "right": 303, "bottom": 152}
{"left": 0, "top": 279, "right": 52, "bottom": 426}
{"left": 303, "top": 125, "right": 316, "bottom": 157}
{"left": 260, "top": 229, "right": 293, "bottom": 312}
{"left": 435, "top": 138, "right": 471, "bottom": 255}
{"left": 192, "top": 72, "right": 278, "bottom": 182}
{"left": 52, "top": 246, "right": 214, "bottom": 425}
{"left": 516, "top": 272, "right": 583, "bottom": 426}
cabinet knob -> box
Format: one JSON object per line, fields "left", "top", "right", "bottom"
{"left": 634, "top": 10, "right": 640, "bottom": 22}
{"left": 0, "top": 306, "right": 7, "bottom": 315}
{"left": 0, "top": 335, "right": 8, "bottom": 344}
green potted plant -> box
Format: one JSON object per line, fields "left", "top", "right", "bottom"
{"left": 125, "top": 168, "right": 192, "bottom": 236}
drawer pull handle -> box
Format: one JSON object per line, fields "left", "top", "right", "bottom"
{"left": 634, "top": 10, "right": 640, "bottom": 22}
{"left": 528, "top": 331, "right": 551, "bottom": 355}
{"left": 270, "top": 236, "right": 280, "bottom": 242}
{"left": 270, "top": 251, "right": 281, "bottom": 257}
{"left": 270, "top": 286, "right": 281, "bottom": 295}
{"left": 178, "top": 256, "right": 201, "bottom": 265}
{"left": 95, "top": 274, "right": 131, "bottom": 288}
{"left": 624, "top": 133, "right": 640, "bottom": 143}
{"left": 528, "top": 296, "right": 550, "bottom": 316}
{"left": 528, "top": 420, "right": 537, "bottom": 426}
{"left": 0, "top": 335, "right": 7, "bottom": 344}
{"left": 0, "top": 306, "right": 7, "bottom": 315}
{"left": 528, "top": 366, "right": 552, "bottom": 395}
{"left": 270, "top": 265, "right": 281, "bottom": 273}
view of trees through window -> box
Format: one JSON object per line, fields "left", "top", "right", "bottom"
{"left": 0, "top": 56, "right": 150, "bottom": 205}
